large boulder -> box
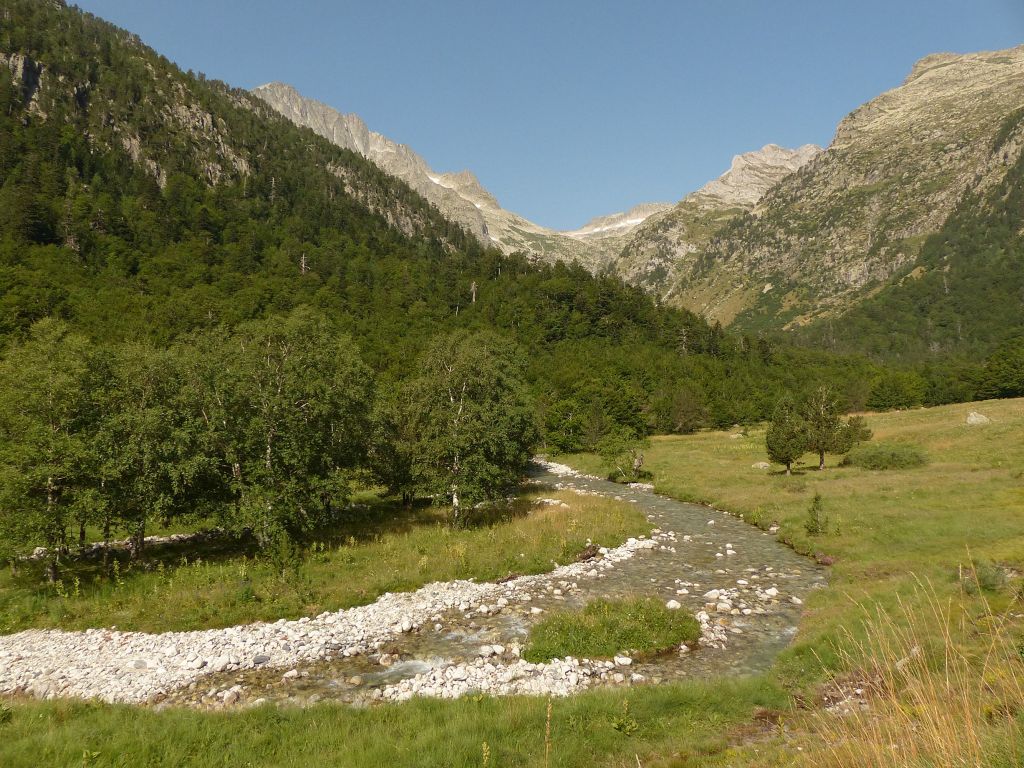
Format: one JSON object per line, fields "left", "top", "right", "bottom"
{"left": 966, "top": 411, "right": 991, "bottom": 426}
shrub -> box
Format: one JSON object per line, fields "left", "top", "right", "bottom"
{"left": 522, "top": 597, "right": 700, "bottom": 662}
{"left": 960, "top": 558, "right": 1008, "bottom": 595}
{"left": 805, "top": 493, "right": 828, "bottom": 536}
{"left": 841, "top": 441, "right": 928, "bottom": 470}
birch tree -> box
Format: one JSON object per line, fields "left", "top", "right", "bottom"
{"left": 181, "top": 309, "right": 372, "bottom": 548}
{"left": 0, "top": 319, "right": 92, "bottom": 579}
{"left": 402, "top": 331, "right": 538, "bottom": 522}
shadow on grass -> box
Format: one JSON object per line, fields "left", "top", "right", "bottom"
{"left": 5, "top": 490, "right": 541, "bottom": 600}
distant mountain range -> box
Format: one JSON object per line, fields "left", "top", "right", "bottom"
{"left": 256, "top": 45, "right": 1024, "bottom": 360}
{"left": 253, "top": 82, "right": 673, "bottom": 272}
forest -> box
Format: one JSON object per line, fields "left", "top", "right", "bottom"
{"left": 0, "top": 0, "right": 1019, "bottom": 568}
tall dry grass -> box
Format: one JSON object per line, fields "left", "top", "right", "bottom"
{"left": 805, "top": 580, "right": 1023, "bottom": 768}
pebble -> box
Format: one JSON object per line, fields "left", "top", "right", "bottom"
{"left": 0, "top": 505, "right": 665, "bottom": 706}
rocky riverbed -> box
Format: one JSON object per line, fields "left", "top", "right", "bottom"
{"left": 0, "top": 461, "right": 824, "bottom": 708}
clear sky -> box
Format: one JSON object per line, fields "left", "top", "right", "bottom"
{"left": 74, "top": 0, "right": 1023, "bottom": 230}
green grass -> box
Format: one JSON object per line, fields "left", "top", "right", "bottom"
{"left": 0, "top": 491, "right": 650, "bottom": 634}
{"left": 0, "top": 678, "right": 790, "bottom": 768}
{"left": 4, "top": 399, "right": 1023, "bottom": 767}
{"left": 565, "top": 398, "right": 1024, "bottom": 686}
{"left": 522, "top": 597, "right": 701, "bottom": 663}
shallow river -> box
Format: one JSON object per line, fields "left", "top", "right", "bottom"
{"left": 169, "top": 465, "right": 825, "bottom": 706}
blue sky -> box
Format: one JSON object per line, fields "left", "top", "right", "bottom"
{"left": 75, "top": 1, "right": 1023, "bottom": 230}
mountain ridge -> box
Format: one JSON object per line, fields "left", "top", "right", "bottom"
{"left": 252, "top": 81, "right": 670, "bottom": 271}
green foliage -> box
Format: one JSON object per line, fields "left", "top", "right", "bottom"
{"left": 522, "top": 597, "right": 700, "bottom": 662}
{"left": 976, "top": 339, "right": 1024, "bottom": 399}
{"left": 804, "top": 493, "right": 828, "bottom": 536}
{"left": 796, "top": 106, "right": 1024, "bottom": 368}
{"left": 595, "top": 427, "right": 650, "bottom": 482}
{"left": 386, "top": 331, "right": 538, "bottom": 518}
{"left": 180, "top": 309, "right": 373, "bottom": 547}
{"left": 765, "top": 395, "right": 807, "bottom": 474}
{"left": 960, "top": 558, "right": 1008, "bottom": 595}
{"left": 841, "top": 441, "right": 928, "bottom": 470}
{"left": 801, "top": 386, "right": 859, "bottom": 470}
{"left": 0, "top": 319, "right": 93, "bottom": 570}
{"left": 0, "top": 0, "right": 910, "bottom": 562}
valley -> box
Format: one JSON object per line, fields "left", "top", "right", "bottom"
{"left": 0, "top": 1, "right": 1022, "bottom": 766}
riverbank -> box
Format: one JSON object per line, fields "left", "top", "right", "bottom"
{"left": 2, "top": 399, "right": 1020, "bottom": 766}
{"left": 0, "top": 491, "right": 647, "bottom": 635}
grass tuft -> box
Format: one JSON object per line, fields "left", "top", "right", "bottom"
{"left": 522, "top": 597, "right": 701, "bottom": 663}
{"left": 802, "top": 581, "right": 1024, "bottom": 768}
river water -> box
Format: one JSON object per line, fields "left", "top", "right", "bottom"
{"left": 168, "top": 464, "right": 825, "bottom": 707}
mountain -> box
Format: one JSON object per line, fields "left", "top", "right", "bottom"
{"left": 645, "top": 45, "right": 1024, "bottom": 332}
{"left": 795, "top": 103, "right": 1024, "bottom": 363}
{"left": 616, "top": 144, "right": 821, "bottom": 300}
{"left": 253, "top": 82, "right": 669, "bottom": 271}
{"left": 0, "top": 0, "right": 894, "bottom": 445}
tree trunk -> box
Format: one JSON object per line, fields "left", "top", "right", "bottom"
{"left": 78, "top": 519, "right": 86, "bottom": 550}
{"left": 785, "top": 461, "right": 792, "bottom": 476}
{"left": 46, "top": 554, "right": 59, "bottom": 583}
{"left": 819, "top": 451, "right": 826, "bottom": 471}
{"left": 102, "top": 516, "right": 111, "bottom": 571}
{"left": 130, "top": 520, "right": 145, "bottom": 561}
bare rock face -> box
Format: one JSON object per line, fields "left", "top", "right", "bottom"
{"left": 253, "top": 82, "right": 492, "bottom": 242}
{"left": 252, "top": 82, "right": 665, "bottom": 272}
{"left": 692, "top": 144, "right": 821, "bottom": 209}
{"left": 615, "top": 144, "right": 820, "bottom": 298}
{"left": 1, "top": 52, "right": 45, "bottom": 113}
{"left": 637, "top": 45, "right": 1024, "bottom": 327}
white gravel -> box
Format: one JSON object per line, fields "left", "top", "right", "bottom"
{"left": 0, "top": 533, "right": 665, "bottom": 704}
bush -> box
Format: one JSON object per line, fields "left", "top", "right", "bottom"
{"left": 522, "top": 597, "right": 700, "bottom": 662}
{"left": 805, "top": 493, "right": 828, "bottom": 536}
{"left": 841, "top": 441, "right": 928, "bottom": 470}
{"left": 960, "top": 558, "right": 1008, "bottom": 595}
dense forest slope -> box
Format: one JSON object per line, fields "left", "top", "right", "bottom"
{"left": 0, "top": 0, "right": 896, "bottom": 446}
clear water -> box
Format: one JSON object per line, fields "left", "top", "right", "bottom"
{"left": 168, "top": 467, "right": 825, "bottom": 707}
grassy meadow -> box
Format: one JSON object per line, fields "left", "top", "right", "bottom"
{"left": 0, "top": 491, "right": 649, "bottom": 634}
{"left": 568, "top": 397, "right": 1024, "bottom": 676}
{"left": 2, "top": 398, "right": 1023, "bottom": 767}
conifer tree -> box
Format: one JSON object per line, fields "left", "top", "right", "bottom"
{"left": 765, "top": 395, "right": 807, "bottom": 475}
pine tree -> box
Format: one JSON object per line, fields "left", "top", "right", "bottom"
{"left": 765, "top": 395, "right": 807, "bottom": 475}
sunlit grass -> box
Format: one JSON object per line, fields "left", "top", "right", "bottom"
{"left": 0, "top": 491, "right": 649, "bottom": 633}
{"left": 523, "top": 596, "right": 701, "bottom": 663}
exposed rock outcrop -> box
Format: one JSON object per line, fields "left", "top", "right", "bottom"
{"left": 253, "top": 82, "right": 666, "bottom": 271}
{"left": 643, "top": 45, "right": 1024, "bottom": 327}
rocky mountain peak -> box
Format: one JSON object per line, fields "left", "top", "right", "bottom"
{"left": 692, "top": 143, "right": 821, "bottom": 208}
{"left": 253, "top": 81, "right": 667, "bottom": 271}
{"left": 565, "top": 202, "right": 674, "bottom": 240}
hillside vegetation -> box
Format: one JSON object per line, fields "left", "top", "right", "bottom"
{"left": 3, "top": 399, "right": 1022, "bottom": 767}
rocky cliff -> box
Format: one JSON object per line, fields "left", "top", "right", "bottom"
{"left": 615, "top": 144, "right": 820, "bottom": 302}
{"left": 660, "top": 45, "right": 1024, "bottom": 329}
{"left": 253, "top": 82, "right": 666, "bottom": 271}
